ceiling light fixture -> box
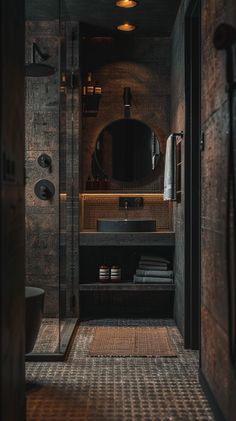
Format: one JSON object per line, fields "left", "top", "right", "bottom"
{"left": 117, "top": 23, "right": 136, "bottom": 32}
{"left": 116, "top": 0, "right": 138, "bottom": 8}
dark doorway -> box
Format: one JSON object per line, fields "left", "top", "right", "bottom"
{"left": 184, "top": 0, "right": 201, "bottom": 349}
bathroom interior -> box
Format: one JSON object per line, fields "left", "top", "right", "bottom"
{"left": 1, "top": 0, "right": 236, "bottom": 420}
{"left": 25, "top": 0, "right": 180, "bottom": 358}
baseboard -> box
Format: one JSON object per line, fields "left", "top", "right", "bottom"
{"left": 199, "top": 370, "right": 226, "bottom": 421}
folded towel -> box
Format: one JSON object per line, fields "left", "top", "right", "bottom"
{"left": 139, "top": 264, "right": 169, "bottom": 271}
{"left": 133, "top": 275, "right": 174, "bottom": 284}
{"left": 139, "top": 260, "right": 168, "bottom": 266}
{"left": 164, "top": 134, "right": 176, "bottom": 200}
{"left": 139, "top": 255, "right": 170, "bottom": 264}
{"left": 136, "top": 269, "right": 173, "bottom": 278}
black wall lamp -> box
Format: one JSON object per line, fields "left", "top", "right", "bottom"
{"left": 123, "top": 87, "right": 132, "bottom": 117}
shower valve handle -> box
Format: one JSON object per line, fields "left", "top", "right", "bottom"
{"left": 34, "top": 180, "right": 55, "bottom": 200}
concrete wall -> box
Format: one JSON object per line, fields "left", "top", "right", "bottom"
{"left": 25, "top": 21, "right": 60, "bottom": 316}
{"left": 0, "top": 0, "right": 25, "bottom": 419}
{"left": 201, "top": 0, "right": 236, "bottom": 419}
{"left": 81, "top": 37, "right": 171, "bottom": 192}
{"left": 25, "top": 21, "right": 80, "bottom": 317}
{"left": 171, "top": 0, "right": 236, "bottom": 417}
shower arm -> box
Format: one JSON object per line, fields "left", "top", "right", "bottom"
{"left": 32, "top": 42, "right": 50, "bottom": 64}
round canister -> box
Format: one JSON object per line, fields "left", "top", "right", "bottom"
{"left": 110, "top": 265, "right": 121, "bottom": 282}
{"left": 99, "top": 265, "right": 109, "bottom": 282}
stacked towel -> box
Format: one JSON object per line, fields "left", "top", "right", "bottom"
{"left": 133, "top": 255, "right": 174, "bottom": 284}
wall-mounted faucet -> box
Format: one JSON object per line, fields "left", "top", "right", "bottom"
{"left": 124, "top": 200, "right": 128, "bottom": 220}
{"left": 119, "top": 197, "right": 144, "bottom": 220}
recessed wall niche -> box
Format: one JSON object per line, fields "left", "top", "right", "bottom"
{"left": 80, "top": 36, "right": 171, "bottom": 192}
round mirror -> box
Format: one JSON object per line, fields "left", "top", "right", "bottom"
{"left": 92, "top": 119, "right": 160, "bottom": 183}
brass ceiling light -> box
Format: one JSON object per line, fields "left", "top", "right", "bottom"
{"left": 116, "top": 0, "right": 138, "bottom": 8}
{"left": 117, "top": 23, "right": 136, "bottom": 32}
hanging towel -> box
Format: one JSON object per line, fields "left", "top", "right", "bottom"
{"left": 164, "top": 134, "right": 176, "bottom": 200}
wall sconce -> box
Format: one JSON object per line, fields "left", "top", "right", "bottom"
{"left": 82, "top": 72, "right": 102, "bottom": 116}
{"left": 123, "top": 87, "right": 132, "bottom": 107}
{"left": 123, "top": 87, "right": 132, "bottom": 117}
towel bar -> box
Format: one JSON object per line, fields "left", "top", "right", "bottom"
{"left": 173, "top": 131, "right": 184, "bottom": 138}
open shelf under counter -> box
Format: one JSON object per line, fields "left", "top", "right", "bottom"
{"left": 79, "top": 231, "right": 175, "bottom": 246}
{"left": 79, "top": 282, "right": 175, "bottom": 291}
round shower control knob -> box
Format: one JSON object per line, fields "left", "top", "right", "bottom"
{"left": 34, "top": 179, "right": 55, "bottom": 200}
{"left": 37, "top": 153, "right": 52, "bottom": 169}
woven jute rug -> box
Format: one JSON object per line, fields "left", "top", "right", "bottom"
{"left": 88, "top": 327, "right": 177, "bottom": 357}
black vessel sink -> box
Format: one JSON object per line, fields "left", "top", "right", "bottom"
{"left": 96, "top": 219, "right": 156, "bottom": 233}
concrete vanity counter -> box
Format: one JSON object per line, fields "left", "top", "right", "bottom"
{"left": 79, "top": 231, "right": 175, "bottom": 247}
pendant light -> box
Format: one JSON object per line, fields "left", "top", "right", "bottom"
{"left": 117, "top": 23, "right": 136, "bottom": 32}
{"left": 116, "top": 0, "right": 138, "bottom": 8}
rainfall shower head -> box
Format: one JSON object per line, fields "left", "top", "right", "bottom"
{"left": 25, "top": 42, "right": 56, "bottom": 77}
{"left": 25, "top": 63, "right": 55, "bottom": 77}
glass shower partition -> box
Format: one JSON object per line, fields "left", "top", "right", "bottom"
{"left": 58, "top": 8, "right": 79, "bottom": 354}
{"left": 25, "top": 0, "right": 79, "bottom": 360}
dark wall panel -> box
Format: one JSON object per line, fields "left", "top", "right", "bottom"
{"left": 0, "top": 0, "right": 25, "bottom": 419}
{"left": 171, "top": 0, "right": 236, "bottom": 417}
{"left": 170, "top": 0, "right": 190, "bottom": 335}
{"left": 201, "top": 0, "right": 236, "bottom": 419}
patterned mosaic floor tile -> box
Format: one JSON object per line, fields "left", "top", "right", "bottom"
{"left": 26, "top": 319, "right": 215, "bottom": 421}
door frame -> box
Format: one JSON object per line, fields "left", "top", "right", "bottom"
{"left": 184, "top": 0, "right": 201, "bottom": 349}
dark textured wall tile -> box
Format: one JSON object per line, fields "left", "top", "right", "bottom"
{"left": 25, "top": 21, "right": 80, "bottom": 317}
{"left": 173, "top": 220, "right": 185, "bottom": 332}
{"left": 26, "top": 207, "right": 58, "bottom": 231}
{"left": 26, "top": 277, "right": 60, "bottom": 317}
{"left": 201, "top": 306, "right": 230, "bottom": 418}
{"left": 26, "top": 232, "right": 59, "bottom": 257}
{"left": 201, "top": 228, "right": 228, "bottom": 331}
{"left": 200, "top": 0, "right": 236, "bottom": 419}
{"left": 171, "top": 1, "right": 236, "bottom": 417}
{"left": 201, "top": 107, "right": 229, "bottom": 232}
